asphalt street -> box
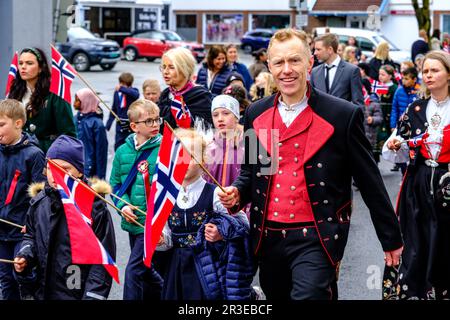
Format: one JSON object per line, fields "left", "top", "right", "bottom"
{"left": 0, "top": 52, "right": 406, "bottom": 300}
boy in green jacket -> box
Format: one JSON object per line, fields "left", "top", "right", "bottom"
{"left": 110, "top": 99, "right": 163, "bottom": 300}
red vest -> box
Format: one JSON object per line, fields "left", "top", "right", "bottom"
{"left": 266, "top": 106, "right": 315, "bottom": 223}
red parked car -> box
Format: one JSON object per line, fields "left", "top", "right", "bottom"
{"left": 123, "top": 30, "right": 205, "bottom": 63}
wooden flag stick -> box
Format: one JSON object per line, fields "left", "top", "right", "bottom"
{"left": 47, "top": 159, "right": 144, "bottom": 229}
{"left": 109, "top": 193, "right": 147, "bottom": 216}
{"left": 0, "top": 259, "right": 16, "bottom": 264}
{"left": 0, "top": 218, "right": 24, "bottom": 229}
{"left": 50, "top": 44, "right": 122, "bottom": 124}
{"left": 165, "top": 121, "right": 227, "bottom": 194}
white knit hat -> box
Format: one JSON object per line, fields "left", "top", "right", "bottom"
{"left": 211, "top": 94, "right": 240, "bottom": 119}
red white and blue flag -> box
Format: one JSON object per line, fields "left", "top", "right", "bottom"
{"left": 4, "top": 51, "right": 18, "bottom": 97}
{"left": 48, "top": 160, "right": 120, "bottom": 283}
{"left": 362, "top": 85, "right": 371, "bottom": 106}
{"left": 50, "top": 47, "right": 77, "bottom": 104}
{"left": 143, "top": 124, "right": 191, "bottom": 267}
{"left": 371, "top": 80, "right": 390, "bottom": 96}
{"left": 170, "top": 95, "right": 192, "bottom": 128}
{"left": 118, "top": 92, "right": 127, "bottom": 109}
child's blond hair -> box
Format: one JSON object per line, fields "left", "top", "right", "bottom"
{"left": 142, "top": 79, "right": 161, "bottom": 93}
{"left": 127, "top": 99, "right": 160, "bottom": 122}
{"left": 0, "top": 99, "right": 26, "bottom": 124}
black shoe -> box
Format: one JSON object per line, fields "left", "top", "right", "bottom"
{"left": 390, "top": 164, "right": 400, "bottom": 172}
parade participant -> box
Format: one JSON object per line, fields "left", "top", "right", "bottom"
{"left": 249, "top": 72, "right": 278, "bottom": 102}
{"left": 384, "top": 50, "right": 450, "bottom": 300}
{"left": 13, "top": 135, "right": 116, "bottom": 300}
{"left": 311, "top": 33, "right": 364, "bottom": 106}
{"left": 8, "top": 47, "right": 76, "bottom": 152}
{"left": 248, "top": 48, "right": 269, "bottom": 81}
{"left": 205, "top": 95, "right": 244, "bottom": 187}
{"left": 218, "top": 28, "right": 403, "bottom": 300}
{"left": 0, "top": 99, "right": 45, "bottom": 300}
{"left": 158, "top": 47, "right": 213, "bottom": 129}
{"left": 106, "top": 72, "right": 140, "bottom": 150}
{"left": 161, "top": 128, "right": 252, "bottom": 300}
{"left": 222, "top": 84, "right": 251, "bottom": 124}
{"left": 110, "top": 99, "right": 163, "bottom": 300}
{"left": 368, "top": 42, "right": 397, "bottom": 81}
{"left": 225, "top": 44, "right": 253, "bottom": 91}
{"left": 361, "top": 83, "right": 383, "bottom": 164}
{"left": 142, "top": 79, "right": 161, "bottom": 103}
{"left": 196, "top": 45, "right": 231, "bottom": 97}
{"left": 73, "top": 88, "right": 108, "bottom": 179}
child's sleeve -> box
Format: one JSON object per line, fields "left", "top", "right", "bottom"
{"left": 109, "top": 153, "right": 131, "bottom": 209}
{"left": 119, "top": 86, "right": 140, "bottom": 101}
{"left": 106, "top": 92, "right": 118, "bottom": 130}
{"left": 83, "top": 201, "right": 117, "bottom": 300}
{"left": 390, "top": 88, "right": 400, "bottom": 129}
{"left": 30, "top": 149, "right": 46, "bottom": 183}
{"left": 156, "top": 222, "right": 173, "bottom": 251}
{"left": 213, "top": 186, "right": 230, "bottom": 215}
{"left": 15, "top": 207, "right": 38, "bottom": 272}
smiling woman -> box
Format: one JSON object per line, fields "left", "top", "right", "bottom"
{"left": 8, "top": 47, "right": 76, "bottom": 152}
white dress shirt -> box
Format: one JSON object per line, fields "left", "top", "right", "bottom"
{"left": 324, "top": 55, "right": 341, "bottom": 90}
{"left": 425, "top": 97, "right": 450, "bottom": 159}
{"left": 277, "top": 93, "right": 309, "bottom": 127}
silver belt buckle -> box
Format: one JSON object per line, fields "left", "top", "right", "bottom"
{"left": 425, "top": 159, "right": 439, "bottom": 167}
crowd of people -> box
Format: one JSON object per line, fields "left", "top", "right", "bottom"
{"left": 0, "top": 25, "right": 449, "bottom": 301}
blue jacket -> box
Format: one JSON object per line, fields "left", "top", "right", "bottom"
{"left": 75, "top": 111, "right": 108, "bottom": 179}
{"left": 196, "top": 64, "right": 231, "bottom": 97}
{"left": 0, "top": 133, "right": 45, "bottom": 241}
{"left": 105, "top": 86, "right": 140, "bottom": 130}
{"left": 228, "top": 62, "right": 254, "bottom": 91}
{"left": 192, "top": 212, "right": 254, "bottom": 300}
{"left": 390, "top": 84, "right": 419, "bottom": 129}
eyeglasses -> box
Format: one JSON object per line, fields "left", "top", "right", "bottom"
{"left": 134, "top": 117, "right": 163, "bottom": 127}
{"left": 159, "top": 65, "right": 176, "bottom": 72}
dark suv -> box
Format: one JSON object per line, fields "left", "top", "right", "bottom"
{"left": 57, "top": 27, "right": 121, "bottom": 72}
{"left": 240, "top": 29, "right": 274, "bottom": 54}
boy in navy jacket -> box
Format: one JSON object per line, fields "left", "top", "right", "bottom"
{"left": 106, "top": 72, "right": 140, "bottom": 150}
{"left": 0, "top": 99, "right": 45, "bottom": 300}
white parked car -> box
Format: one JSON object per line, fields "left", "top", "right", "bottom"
{"left": 314, "top": 27, "right": 411, "bottom": 66}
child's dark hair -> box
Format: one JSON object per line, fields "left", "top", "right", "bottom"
{"left": 401, "top": 67, "right": 418, "bottom": 79}
{"left": 119, "top": 72, "right": 134, "bottom": 86}
{"left": 222, "top": 84, "right": 250, "bottom": 110}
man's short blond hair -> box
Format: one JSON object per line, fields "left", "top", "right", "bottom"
{"left": 127, "top": 99, "right": 160, "bottom": 122}
{"left": 268, "top": 28, "right": 311, "bottom": 58}
{"left": 0, "top": 99, "right": 26, "bottom": 123}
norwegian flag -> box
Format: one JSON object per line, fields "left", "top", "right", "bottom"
{"left": 4, "top": 51, "right": 18, "bottom": 97}
{"left": 50, "top": 47, "right": 76, "bottom": 104}
{"left": 143, "top": 124, "right": 191, "bottom": 267}
{"left": 394, "top": 70, "right": 402, "bottom": 83}
{"left": 371, "top": 80, "right": 390, "bottom": 96}
{"left": 408, "top": 132, "right": 428, "bottom": 148}
{"left": 48, "top": 161, "right": 120, "bottom": 283}
{"left": 362, "top": 85, "right": 371, "bottom": 106}
{"left": 170, "top": 95, "right": 192, "bottom": 128}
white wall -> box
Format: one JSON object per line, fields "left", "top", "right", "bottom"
{"left": 171, "top": 0, "right": 291, "bottom": 11}
{"left": 380, "top": 15, "right": 418, "bottom": 51}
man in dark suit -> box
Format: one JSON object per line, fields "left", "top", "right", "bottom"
{"left": 310, "top": 33, "right": 364, "bottom": 107}
{"left": 218, "top": 28, "right": 403, "bottom": 300}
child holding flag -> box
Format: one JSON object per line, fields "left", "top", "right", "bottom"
{"left": 110, "top": 99, "right": 164, "bottom": 300}
{"left": 13, "top": 135, "right": 116, "bottom": 300}
{"left": 160, "top": 128, "right": 253, "bottom": 300}
{"left": 106, "top": 72, "right": 140, "bottom": 150}
{"left": 0, "top": 99, "right": 45, "bottom": 300}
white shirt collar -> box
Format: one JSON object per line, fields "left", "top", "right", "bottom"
{"left": 277, "top": 92, "right": 308, "bottom": 111}
{"left": 181, "top": 176, "right": 205, "bottom": 193}
{"left": 327, "top": 55, "right": 341, "bottom": 68}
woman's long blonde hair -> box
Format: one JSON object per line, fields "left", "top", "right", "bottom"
{"left": 249, "top": 72, "right": 278, "bottom": 101}
{"left": 420, "top": 50, "right": 450, "bottom": 99}
{"left": 374, "top": 42, "right": 390, "bottom": 61}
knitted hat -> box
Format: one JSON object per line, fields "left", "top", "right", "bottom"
{"left": 211, "top": 94, "right": 240, "bottom": 119}
{"left": 46, "top": 135, "right": 85, "bottom": 174}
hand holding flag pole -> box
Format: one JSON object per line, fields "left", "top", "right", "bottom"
{"left": 50, "top": 44, "right": 122, "bottom": 124}
{"left": 109, "top": 193, "right": 147, "bottom": 216}
{"left": 47, "top": 159, "right": 144, "bottom": 228}
{"left": 165, "top": 121, "right": 227, "bottom": 194}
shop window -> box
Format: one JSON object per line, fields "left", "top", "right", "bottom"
{"left": 177, "top": 14, "right": 197, "bottom": 41}
{"left": 102, "top": 8, "right": 131, "bottom": 32}
{"left": 251, "top": 14, "right": 290, "bottom": 30}
{"left": 443, "top": 15, "right": 450, "bottom": 35}
{"left": 205, "top": 14, "right": 244, "bottom": 44}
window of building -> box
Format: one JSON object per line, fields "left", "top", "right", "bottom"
{"left": 176, "top": 14, "right": 197, "bottom": 41}
{"left": 251, "top": 14, "right": 290, "bottom": 29}
{"left": 443, "top": 14, "right": 450, "bottom": 35}
{"left": 102, "top": 8, "right": 131, "bottom": 32}
{"left": 204, "top": 14, "right": 244, "bottom": 44}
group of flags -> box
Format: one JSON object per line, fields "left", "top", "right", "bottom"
{"left": 4, "top": 47, "right": 76, "bottom": 104}
{"left": 4, "top": 47, "right": 194, "bottom": 282}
